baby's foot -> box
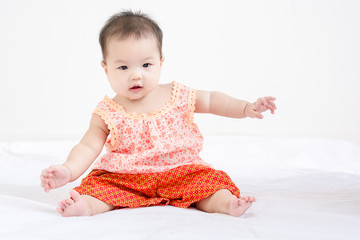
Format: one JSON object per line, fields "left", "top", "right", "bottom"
{"left": 228, "top": 195, "right": 256, "bottom": 217}
{"left": 57, "top": 190, "right": 92, "bottom": 217}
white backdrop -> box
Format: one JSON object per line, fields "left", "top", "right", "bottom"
{"left": 1, "top": 0, "right": 359, "bottom": 143}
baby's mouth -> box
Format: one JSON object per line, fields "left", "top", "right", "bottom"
{"left": 130, "top": 85, "right": 143, "bottom": 93}
{"left": 131, "top": 86, "right": 142, "bottom": 89}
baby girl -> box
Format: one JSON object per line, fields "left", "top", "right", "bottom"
{"left": 40, "top": 10, "right": 276, "bottom": 217}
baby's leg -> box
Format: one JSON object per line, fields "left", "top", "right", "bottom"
{"left": 57, "top": 190, "right": 115, "bottom": 217}
{"left": 195, "top": 189, "right": 256, "bottom": 217}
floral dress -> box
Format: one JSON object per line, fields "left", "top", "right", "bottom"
{"left": 74, "top": 82, "right": 240, "bottom": 208}
{"left": 91, "top": 81, "right": 211, "bottom": 174}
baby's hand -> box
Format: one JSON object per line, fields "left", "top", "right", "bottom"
{"left": 245, "top": 96, "right": 277, "bottom": 119}
{"left": 40, "top": 165, "right": 71, "bottom": 193}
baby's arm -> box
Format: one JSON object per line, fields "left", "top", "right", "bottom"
{"left": 40, "top": 114, "right": 109, "bottom": 192}
{"left": 195, "top": 90, "right": 276, "bottom": 119}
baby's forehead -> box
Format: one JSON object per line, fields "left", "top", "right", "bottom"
{"left": 109, "top": 32, "right": 156, "bottom": 43}
{"left": 105, "top": 35, "right": 161, "bottom": 58}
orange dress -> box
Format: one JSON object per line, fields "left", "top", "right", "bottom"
{"left": 74, "top": 82, "right": 240, "bottom": 208}
{"left": 91, "top": 81, "right": 210, "bottom": 174}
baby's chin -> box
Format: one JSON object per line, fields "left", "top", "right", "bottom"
{"left": 127, "top": 92, "right": 147, "bottom": 101}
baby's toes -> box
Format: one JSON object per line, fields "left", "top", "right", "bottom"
{"left": 241, "top": 196, "right": 250, "bottom": 202}
{"left": 58, "top": 200, "right": 66, "bottom": 208}
{"left": 238, "top": 198, "right": 247, "bottom": 206}
{"left": 246, "top": 196, "right": 256, "bottom": 202}
{"left": 65, "top": 198, "right": 74, "bottom": 206}
{"left": 56, "top": 207, "right": 64, "bottom": 214}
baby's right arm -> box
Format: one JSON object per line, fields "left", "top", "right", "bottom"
{"left": 40, "top": 114, "right": 109, "bottom": 192}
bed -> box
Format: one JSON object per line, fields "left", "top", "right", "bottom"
{"left": 1, "top": 136, "right": 359, "bottom": 240}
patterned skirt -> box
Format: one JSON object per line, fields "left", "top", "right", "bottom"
{"left": 74, "top": 164, "right": 240, "bottom": 208}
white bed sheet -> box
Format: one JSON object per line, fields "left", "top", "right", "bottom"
{"left": 0, "top": 136, "right": 359, "bottom": 240}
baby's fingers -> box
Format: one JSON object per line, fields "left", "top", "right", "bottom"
{"left": 261, "top": 97, "right": 269, "bottom": 106}
{"left": 263, "top": 96, "right": 277, "bottom": 114}
{"left": 264, "top": 96, "right": 276, "bottom": 101}
{"left": 41, "top": 168, "right": 49, "bottom": 177}
{"left": 268, "top": 101, "right": 277, "bottom": 114}
{"left": 42, "top": 166, "right": 56, "bottom": 177}
{"left": 40, "top": 177, "right": 51, "bottom": 192}
{"left": 40, "top": 175, "right": 46, "bottom": 188}
{"left": 41, "top": 167, "right": 54, "bottom": 192}
{"left": 248, "top": 110, "right": 264, "bottom": 119}
{"left": 255, "top": 98, "right": 265, "bottom": 107}
{"left": 256, "top": 97, "right": 271, "bottom": 109}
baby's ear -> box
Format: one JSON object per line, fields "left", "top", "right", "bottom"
{"left": 101, "top": 60, "right": 108, "bottom": 75}
{"left": 160, "top": 56, "right": 165, "bottom": 67}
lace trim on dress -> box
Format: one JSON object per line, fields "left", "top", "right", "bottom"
{"left": 187, "top": 88, "right": 197, "bottom": 128}
{"left": 103, "top": 81, "right": 181, "bottom": 120}
{"left": 93, "top": 108, "right": 120, "bottom": 151}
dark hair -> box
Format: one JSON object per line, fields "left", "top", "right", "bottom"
{"left": 99, "top": 10, "right": 163, "bottom": 60}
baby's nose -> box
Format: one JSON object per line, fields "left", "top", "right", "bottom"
{"left": 131, "top": 67, "right": 143, "bottom": 80}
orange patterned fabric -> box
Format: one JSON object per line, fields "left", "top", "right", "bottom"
{"left": 91, "top": 81, "right": 211, "bottom": 174}
{"left": 74, "top": 164, "right": 240, "bottom": 208}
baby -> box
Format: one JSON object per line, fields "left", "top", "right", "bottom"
{"left": 40, "top": 10, "right": 276, "bottom": 217}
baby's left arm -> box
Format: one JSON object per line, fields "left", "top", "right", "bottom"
{"left": 195, "top": 90, "right": 276, "bottom": 119}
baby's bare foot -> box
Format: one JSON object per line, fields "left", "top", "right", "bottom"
{"left": 57, "top": 190, "right": 92, "bottom": 217}
{"left": 228, "top": 195, "right": 256, "bottom": 217}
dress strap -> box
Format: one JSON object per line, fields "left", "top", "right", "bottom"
{"left": 93, "top": 99, "right": 120, "bottom": 151}
{"left": 187, "top": 88, "right": 197, "bottom": 128}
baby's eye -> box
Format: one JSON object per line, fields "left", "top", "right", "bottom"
{"left": 143, "top": 63, "right": 151, "bottom": 68}
{"left": 118, "top": 66, "right": 128, "bottom": 70}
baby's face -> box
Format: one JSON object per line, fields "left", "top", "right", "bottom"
{"left": 102, "top": 36, "right": 164, "bottom": 101}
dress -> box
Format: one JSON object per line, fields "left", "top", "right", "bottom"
{"left": 74, "top": 82, "right": 240, "bottom": 208}
{"left": 91, "top": 81, "right": 210, "bottom": 174}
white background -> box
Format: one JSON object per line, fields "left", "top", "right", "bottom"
{"left": 0, "top": 0, "right": 359, "bottom": 143}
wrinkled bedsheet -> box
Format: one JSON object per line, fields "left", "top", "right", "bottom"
{"left": 1, "top": 136, "right": 359, "bottom": 240}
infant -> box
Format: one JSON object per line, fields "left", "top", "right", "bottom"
{"left": 40, "top": 10, "right": 276, "bottom": 217}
